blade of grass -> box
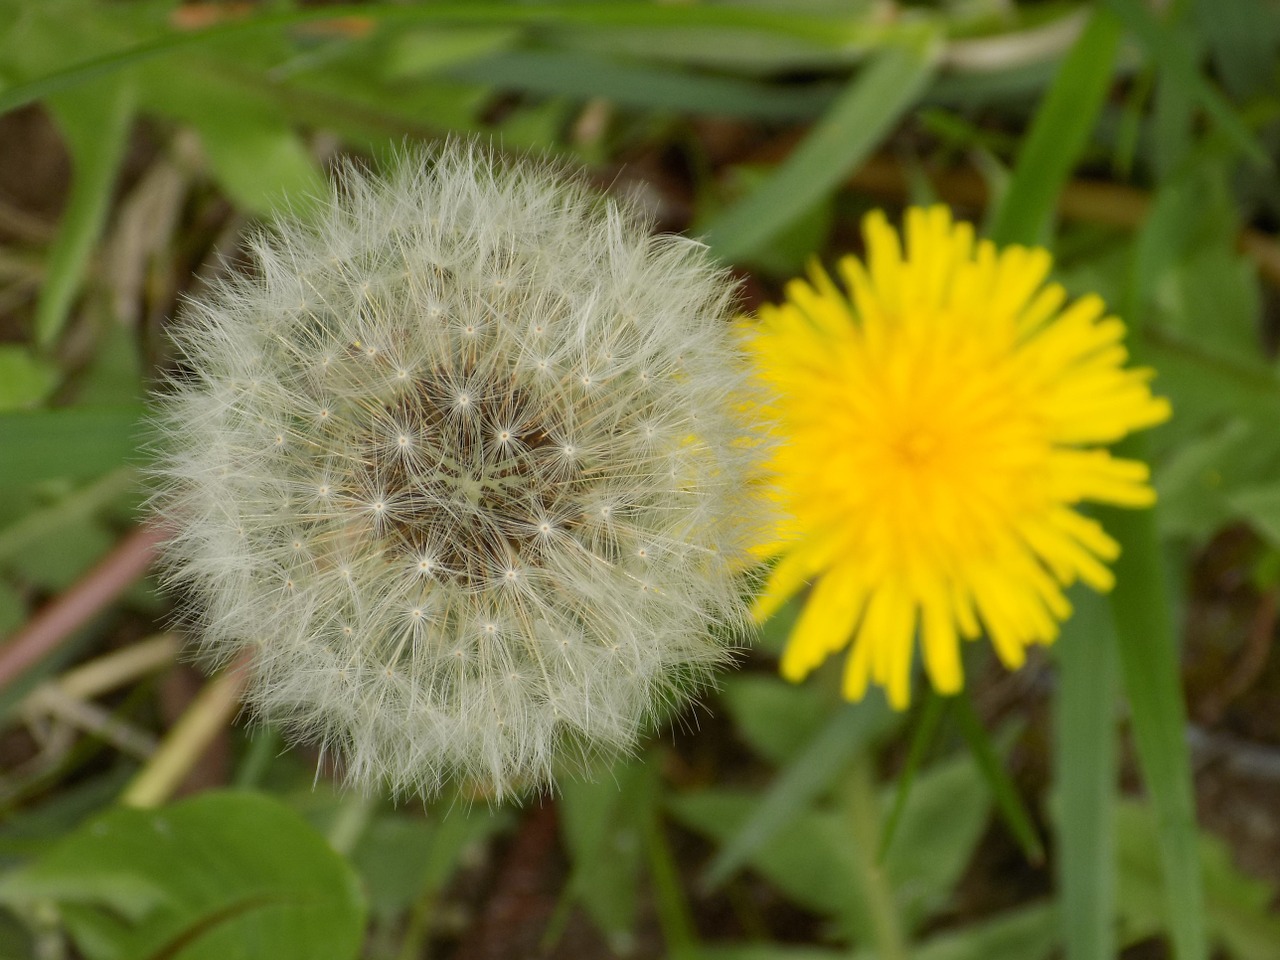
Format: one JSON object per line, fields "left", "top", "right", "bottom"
{"left": 1101, "top": 175, "right": 1208, "bottom": 960}
{"left": 699, "top": 695, "right": 898, "bottom": 891}
{"left": 36, "top": 78, "right": 135, "bottom": 350}
{"left": 877, "top": 690, "right": 946, "bottom": 863}
{"left": 952, "top": 692, "right": 1045, "bottom": 866}
{"left": 701, "top": 31, "right": 941, "bottom": 263}
{"left": 0, "top": 2, "right": 864, "bottom": 117}
{"left": 1054, "top": 588, "right": 1118, "bottom": 960}
{"left": 988, "top": 9, "right": 1121, "bottom": 246}
{"left": 1150, "top": 33, "right": 1196, "bottom": 179}
{"left": 1193, "top": 0, "right": 1277, "bottom": 97}
{"left": 643, "top": 804, "right": 699, "bottom": 959}
{"left": 447, "top": 50, "right": 835, "bottom": 120}
{"left": 1103, "top": 0, "right": 1269, "bottom": 168}
{"left": 1101, "top": 491, "right": 1206, "bottom": 960}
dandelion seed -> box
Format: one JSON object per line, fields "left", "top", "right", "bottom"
{"left": 152, "top": 140, "right": 766, "bottom": 798}
{"left": 746, "top": 206, "right": 1171, "bottom": 709}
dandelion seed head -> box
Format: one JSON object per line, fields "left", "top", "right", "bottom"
{"left": 151, "top": 140, "right": 765, "bottom": 799}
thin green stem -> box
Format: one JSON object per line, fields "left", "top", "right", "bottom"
{"left": 845, "top": 755, "right": 908, "bottom": 960}
{"left": 643, "top": 807, "right": 699, "bottom": 959}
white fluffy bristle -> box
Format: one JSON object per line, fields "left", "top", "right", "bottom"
{"left": 151, "top": 140, "right": 765, "bottom": 799}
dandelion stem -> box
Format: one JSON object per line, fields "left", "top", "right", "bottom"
{"left": 120, "top": 653, "right": 249, "bottom": 808}
{"left": 845, "top": 755, "right": 909, "bottom": 960}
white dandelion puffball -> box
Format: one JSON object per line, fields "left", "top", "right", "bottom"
{"left": 152, "top": 141, "right": 764, "bottom": 798}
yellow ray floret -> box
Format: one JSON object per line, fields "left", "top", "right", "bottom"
{"left": 746, "top": 205, "right": 1171, "bottom": 709}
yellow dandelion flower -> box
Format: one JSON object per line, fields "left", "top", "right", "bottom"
{"left": 746, "top": 205, "right": 1171, "bottom": 709}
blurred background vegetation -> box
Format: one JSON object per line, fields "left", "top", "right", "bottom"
{"left": 0, "top": 1, "right": 1279, "bottom": 958}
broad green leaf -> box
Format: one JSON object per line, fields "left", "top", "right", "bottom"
{"left": 702, "top": 164, "right": 838, "bottom": 276}
{"left": 989, "top": 10, "right": 1121, "bottom": 246}
{"left": 558, "top": 759, "right": 653, "bottom": 951}
{"left": 0, "top": 348, "right": 57, "bottom": 411}
{"left": 1054, "top": 589, "right": 1118, "bottom": 960}
{"left": 1115, "top": 800, "right": 1280, "bottom": 960}
{"left": 1154, "top": 243, "right": 1262, "bottom": 372}
{"left": 11, "top": 518, "right": 112, "bottom": 592}
{"left": 1141, "top": 334, "right": 1280, "bottom": 454}
{"left": 0, "top": 406, "right": 144, "bottom": 493}
{"left": 695, "top": 903, "right": 1058, "bottom": 960}
{"left": 351, "top": 808, "right": 503, "bottom": 919}
{"left": 672, "top": 748, "right": 993, "bottom": 937}
{"left": 351, "top": 817, "right": 439, "bottom": 919}
{"left": 1156, "top": 421, "right": 1278, "bottom": 542}
{"left": 0, "top": 791, "right": 365, "bottom": 960}
{"left": 420, "top": 804, "right": 509, "bottom": 894}
{"left": 699, "top": 696, "right": 898, "bottom": 890}
{"left": 718, "top": 674, "right": 828, "bottom": 764}
{"left": 877, "top": 750, "right": 993, "bottom": 931}
{"left": 74, "top": 321, "right": 146, "bottom": 407}
{"left": 669, "top": 789, "right": 860, "bottom": 926}
{"left": 37, "top": 76, "right": 135, "bottom": 349}
{"left": 0, "top": 769, "right": 128, "bottom": 864}
{"left": 702, "top": 33, "right": 940, "bottom": 262}
{"left": 135, "top": 62, "right": 323, "bottom": 218}
{"left": 911, "top": 904, "right": 1057, "bottom": 960}
{"left": 1227, "top": 485, "right": 1280, "bottom": 549}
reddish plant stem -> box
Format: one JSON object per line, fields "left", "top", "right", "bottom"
{"left": 0, "top": 523, "right": 166, "bottom": 694}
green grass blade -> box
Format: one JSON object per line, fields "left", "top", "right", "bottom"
{"left": 0, "top": 3, "right": 859, "bottom": 117}
{"left": 1193, "top": 0, "right": 1278, "bottom": 97}
{"left": 1103, "top": 0, "right": 1269, "bottom": 168}
{"left": 1054, "top": 588, "right": 1118, "bottom": 960}
{"left": 1107, "top": 166, "right": 1211, "bottom": 960}
{"left": 988, "top": 10, "right": 1121, "bottom": 247}
{"left": 699, "top": 696, "right": 898, "bottom": 891}
{"left": 644, "top": 804, "right": 699, "bottom": 958}
{"left": 1101, "top": 487, "right": 1207, "bottom": 960}
{"left": 877, "top": 691, "right": 945, "bottom": 863}
{"left": 702, "top": 32, "right": 940, "bottom": 263}
{"left": 952, "top": 692, "right": 1045, "bottom": 866}
{"left": 447, "top": 50, "right": 834, "bottom": 120}
{"left": 36, "top": 78, "right": 135, "bottom": 350}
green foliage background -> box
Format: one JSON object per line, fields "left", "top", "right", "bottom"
{"left": 0, "top": 1, "right": 1279, "bottom": 958}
